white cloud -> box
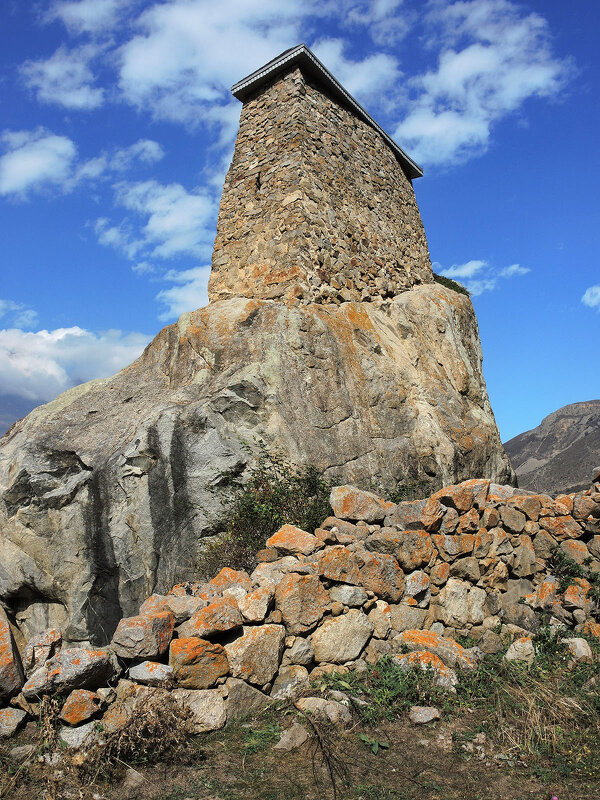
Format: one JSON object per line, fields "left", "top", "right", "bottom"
{"left": 117, "top": 0, "right": 306, "bottom": 125}
{"left": 437, "top": 257, "right": 529, "bottom": 295}
{"left": 49, "top": 0, "right": 130, "bottom": 34}
{"left": 439, "top": 259, "right": 487, "bottom": 279}
{"left": 394, "top": 0, "right": 572, "bottom": 166}
{"left": 341, "top": 0, "right": 414, "bottom": 45}
{"left": 0, "top": 300, "right": 39, "bottom": 329}
{"left": 0, "top": 130, "right": 164, "bottom": 198}
{"left": 499, "top": 263, "right": 530, "bottom": 278}
{"left": 156, "top": 266, "right": 211, "bottom": 321}
{"left": 0, "top": 326, "right": 150, "bottom": 403}
{"left": 21, "top": 46, "right": 104, "bottom": 110}
{"left": 311, "top": 38, "right": 400, "bottom": 102}
{"left": 582, "top": 286, "right": 600, "bottom": 311}
{"left": 111, "top": 140, "right": 164, "bottom": 170}
{"left": 0, "top": 129, "right": 77, "bottom": 197}
{"left": 102, "top": 180, "right": 217, "bottom": 260}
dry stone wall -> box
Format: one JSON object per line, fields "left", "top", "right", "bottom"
{"left": 208, "top": 67, "right": 433, "bottom": 305}
{"left": 2, "top": 474, "right": 599, "bottom": 741}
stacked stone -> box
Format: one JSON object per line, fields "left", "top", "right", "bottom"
{"left": 208, "top": 67, "right": 433, "bottom": 306}
{"left": 1, "top": 473, "right": 599, "bottom": 742}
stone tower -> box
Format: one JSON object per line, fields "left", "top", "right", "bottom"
{"left": 208, "top": 44, "right": 433, "bottom": 305}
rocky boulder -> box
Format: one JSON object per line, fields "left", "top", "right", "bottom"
{"left": 0, "top": 284, "right": 513, "bottom": 646}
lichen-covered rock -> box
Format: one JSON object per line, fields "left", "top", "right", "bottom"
{"left": 266, "top": 525, "right": 321, "bottom": 556}
{"left": 368, "top": 530, "right": 435, "bottom": 571}
{"left": 225, "top": 677, "right": 271, "bottom": 722}
{"left": 317, "top": 545, "right": 360, "bottom": 585}
{"left": 394, "top": 630, "right": 476, "bottom": 670}
{"left": 330, "top": 486, "right": 395, "bottom": 523}
{"left": 225, "top": 625, "right": 285, "bottom": 685}
{"left": 169, "top": 638, "right": 229, "bottom": 689}
{"left": 504, "top": 636, "right": 535, "bottom": 665}
{"left": 357, "top": 552, "right": 404, "bottom": 603}
{"left": 128, "top": 660, "right": 174, "bottom": 686}
{"left": 270, "top": 665, "right": 309, "bottom": 699}
{"left": 238, "top": 585, "right": 274, "bottom": 623}
{"left": 209, "top": 568, "right": 252, "bottom": 593}
{"left": 0, "top": 607, "right": 24, "bottom": 700}
{"left": 275, "top": 574, "right": 328, "bottom": 635}
{"left": 368, "top": 600, "right": 392, "bottom": 638}
{"left": 111, "top": 610, "right": 175, "bottom": 659}
{"left": 295, "top": 696, "right": 352, "bottom": 725}
{"left": 311, "top": 609, "right": 373, "bottom": 664}
{"left": 22, "top": 628, "right": 62, "bottom": 676}
{"left": 59, "top": 689, "right": 102, "bottom": 725}
{"left": 139, "top": 594, "right": 206, "bottom": 624}
{"left": 22, "top": 648, "right": 117, "bottom": 699}
{"left": 177, "top": 597, "right": 242, "bottom": 639}
{"left": 539, "top": 515, "right": 582, "bottom": 540}
{"left": 0, "top": 707, "right": 27, "bottom": 738}
{"left": 172, "top": 688, "right": 226, "bottom": 733}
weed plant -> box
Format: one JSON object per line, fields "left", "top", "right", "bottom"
{"left": 199, "top": 445, "right": 331, "bottom": 575}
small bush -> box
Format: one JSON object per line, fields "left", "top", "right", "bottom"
{"left": 549, "top": 545, "right": 600, "bottom": 612}
{"left": 86, "top": 692, "right": 192, "bottom": 779}
{"left": 433, "top": 273, "right": 470, "bottom": 297}
{"left": 199, "top": 446, "right": 332, "bottom": 576}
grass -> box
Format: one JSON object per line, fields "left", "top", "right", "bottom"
{"left": 3, "top": 628, "right": 599, "bottom": 799}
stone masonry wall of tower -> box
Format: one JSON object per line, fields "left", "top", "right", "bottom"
{"left": 208, "top": 66, "right": 434, "bottom": 305}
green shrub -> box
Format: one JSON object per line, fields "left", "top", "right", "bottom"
{"left": 433, "top": 273, "right": 470, "bottom": 297}
{"left": 198, "top": 446, "right": 332, "bottom": 576}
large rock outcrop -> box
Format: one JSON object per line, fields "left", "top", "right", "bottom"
{"left": 0, "top": 290, "right": 512, "bottom": 645}
{"left": 505, "top": 400, "right": 600, "bottom": 494}
{"left": 0, "top": 45, "right": 513, "bottom": 646}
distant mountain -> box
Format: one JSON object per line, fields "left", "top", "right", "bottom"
{"left": 504, "top": 400, "right": 600, "bottom": 495}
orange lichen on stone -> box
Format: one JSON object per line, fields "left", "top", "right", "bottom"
{"left": 59, "top": 689, "right": 101, "bottom": 725}
{"left": 430, "top": 562, "right": 450, "bottom": 586}
{"left": 169, "top": 637, "right": 229, "bottom": 689}
{"left": 540, "top": 515, "right": 582, "bottom": 540}
{"left": 209, "top": 567, "right": 252, "bottom": 592}
{"left": 582, "top": 620, "right": 600, "bottom": 639}
{"left": 318, "top": 545, "right": 360, "bottom": 585}
{"left": 563, "top": 578, "right": 592, "bottom": 610}
{"left": 420, "top": 498, "right": 445, "bottom": 532}
{"left": 432, "top": 483, "right": 475, "bottom": 514}
{"left": 432, "top": 534, "right": 473, "bottom": 560}
{"left": 560, "top": 539, "right": 590, "bottom": 564}
{"left": 458, "top": 509, "right": 479, "bottom": 534}
{"left": 275, "top": 573, "right": 329, "bottom": 634}
{"left": 330, "top": 485, "right": 395, "bottom": 523}
{"left": 395, "top": 629, "right": 476, "bottom": 670}
{"left": 358, "top": 552, "right": 404, "bottom": 602}
{"left": 177, "top": 596, "right": 242, "bottom": 639}
{"left": 266, "top": 524, "right": 321, "bottom": 555}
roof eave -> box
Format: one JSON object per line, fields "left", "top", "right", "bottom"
{"left": 231, "top": 44, "right": 423, "bottom": 180}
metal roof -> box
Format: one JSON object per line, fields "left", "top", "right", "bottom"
{"left": 231, "top": 44, "right": 423, "bottom": 180}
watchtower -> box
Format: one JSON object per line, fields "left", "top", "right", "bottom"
{"left": 208, "top": 44, "right": 433, "bottom": 305}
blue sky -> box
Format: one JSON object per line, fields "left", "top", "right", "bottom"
{"left": 0, "top": 0, "right": 598, "bottom": 441}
